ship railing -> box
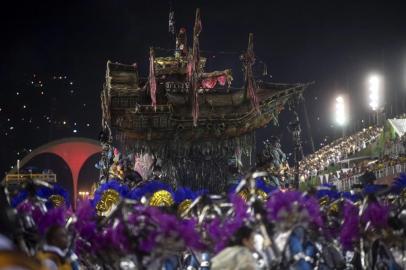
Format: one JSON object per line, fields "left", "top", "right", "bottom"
{"left": 130, "top": 104, "right": 173, "bottom": 114}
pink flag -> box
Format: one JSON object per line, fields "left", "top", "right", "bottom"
{"left": 201, "top": 77, "right": 217, "bottom": 89}
{"left": 149, "top": 48, "right": 157, "bottom": 110}
{"left": 217, "top": 75, "right": 227, "bottom": 86}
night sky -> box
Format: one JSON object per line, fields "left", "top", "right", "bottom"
{"left": 1, "top": 1, "right": 406, "bottom": 190}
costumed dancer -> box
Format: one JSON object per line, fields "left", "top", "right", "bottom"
{"left": 211, "top": 225, "right": 257, "bottom": 270}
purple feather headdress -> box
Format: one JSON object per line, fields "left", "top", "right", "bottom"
{"left": 125, "top": 205, "right": 204, "bottom": 253}
{"left": 74, "top": 200, "right": 131, "bottom": 255}
{"left": 361, "top": 201, "right": 389, "bottom": 230}
{"left": 93, "top": 221, "right": 130, "bottom": 254}
{"left": 340, "top": 201, "right": 360, "bottom": 251}
{"left": 35, "top": 207, "right": 68, "bottom": 235}
{"left": 266, "top": 191, "right": 323, "bottom": 228}
{"left": 74, "top": 200, "right": 97, "bottom": 241}
{"left": 205, "top": 194, "right": 249, "bottom": 252}
{"left": 73, "top": 200, "right": 107, "bottom": 256}
{"left": 127, "top": 206, "right": 204, "bottom": 253}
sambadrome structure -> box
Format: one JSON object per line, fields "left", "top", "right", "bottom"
{"left": 101, "top": 9, "right": 311, "bottom": 192}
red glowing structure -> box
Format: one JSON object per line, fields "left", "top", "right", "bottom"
{"left": 4, "top": 138, "right": 101, "bottom": 207}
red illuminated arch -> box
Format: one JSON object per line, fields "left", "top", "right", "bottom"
{"left": 5, "top": 138, "right": 102, "bottom": 208}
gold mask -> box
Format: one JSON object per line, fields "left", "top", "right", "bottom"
{"left": 49, "top": 195, "right": 65, "bottom": 208}
{"left": 238, "top": 188, "right": 268, "bottom": 201}
{"left": 149, "top": 190, "right": 174, "bottom": 207}
{"left": 178, "top": 199, "right": 192, "bottom": 215}
{"left": 96, "top": 189, "right": 120, "bottom": 216}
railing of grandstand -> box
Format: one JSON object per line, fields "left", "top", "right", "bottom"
{"left": 330, "top": 163, "right": 406, "bottom": 191}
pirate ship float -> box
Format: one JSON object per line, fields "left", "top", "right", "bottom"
{"left": 101, "top": 9, "right": 311, "bottom": 192}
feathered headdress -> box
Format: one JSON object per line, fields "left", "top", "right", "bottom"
{"left": 339, "top": 201, "right": 360, "bottom": 251}
{"left": 128, "top": 180, "right": 174, "bottom": 207}
{"left": 360, "top": 201, "right": 390, "bottom": 230}
{"left": 229, "top": 178, "right": 276, "bottom": 202}
{"left": 92, "top": 180, "right": 129, "bottom": 216}
{"left": 317, "top": 184, "right": 340, "bottom": 208}
{"left": 363, "top": 184, "right": 388, "bottom": 196}
{"left": 34, "top": 207, "right": 68, "bottom": 235}
{"left": 125, "top": 205, "right": 205, "bottom": 254}
{"left": 74, "top": 200, "right": 98, "bottom": 255}
{"left": 10, "top": 189, "right": 29, "bottom": 208}
{"left": 174, "top": 187, "right": 206, "bottom": 215}
{"left": 205, "top": 194, "right": 249, "bottom": 252}
{"left": 36, "top": 184, "right": 70, "bottom": 209}
{"left": 266, "top": 191, "right": 323, "bottom": 228}
{"left": 341, "top": 191, "right": 362, "bottom": 203}
{"left": 390, "top": 173, "right": 406, "bottom": 195}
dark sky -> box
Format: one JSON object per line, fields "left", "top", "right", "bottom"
{"left": 1, "top": 0, "right": 406, "bottom": 184}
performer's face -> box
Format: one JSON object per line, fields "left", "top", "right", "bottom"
{"left": 242, "top": 233, "right": 255, "bottom": 251}
{"left": 51, "top": 227, "right": 69, "bottom": 250}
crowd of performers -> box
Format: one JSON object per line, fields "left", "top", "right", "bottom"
{"left": 2, "top": 161, "right": 406, "bottom": 269}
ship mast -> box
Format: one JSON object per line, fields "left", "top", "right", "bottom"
{"left": 189, "top": 8, "right": 202, "bottom": 126}
{"left": 242, "top": 33, "right": 260, "bottom": 113}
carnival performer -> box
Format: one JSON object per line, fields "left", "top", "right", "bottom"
{"left": 36, "top": 225, "right": 73, "bottom": 270}
{"left": 211, "top": 225, "right": 258, "bottom": 270}
{"left": 0, "top": 190, "right": 47, "bottom": 270}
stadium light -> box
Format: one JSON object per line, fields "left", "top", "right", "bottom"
{"left": 335, "top": 95, "right": 347, "bottom": 126}
{"left": 367, "top": 74, "right": 382, "bottom": 111}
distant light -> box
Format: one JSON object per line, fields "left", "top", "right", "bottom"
{"left": 86, "top": 123, "right": 90, "bottom": 127}
{"left": 367, "top": 73, "right": 383, "bottom": 111}
{"left": 369, "top": 75, "right": 380, "bottom": 85}
{"left": 22, "top": 105, "right": 26, "bottom": 109}
{"left": 9, "top": 126, "right": 14, "bottom": 130}
{"left": 334, "top": 95, "right": 347, "bottom": 126}
{"left": 62, "top": 121, "right": 67, "bottom": 125}
{"left": 73, "top": 129, "right": 78, "bottom": 133}
{"left": 16, "top": 92, "right": 19, "bottom": 95}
